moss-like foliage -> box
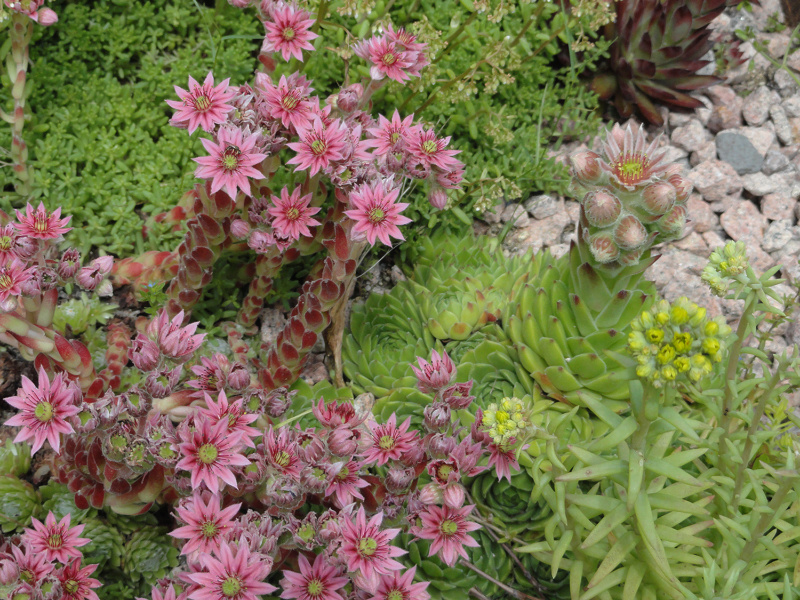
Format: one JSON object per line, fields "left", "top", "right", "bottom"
{"left": 0, "top": 0, "right": 261, "bottom": 256}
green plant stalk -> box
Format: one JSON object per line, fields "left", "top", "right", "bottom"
{"left": 432, "top": 12, "right": 477, "bottom": 64}
{"left": 7, "top": 13, "right": 33, "bottom": 196}
{"left": 718, "top": 293, "right": 756, "bottom": 470}
{"left": 738, "top": 473, "right": 795, "bottom": 565}
{"left": 729, "top": 362, "right": 784, "bottom": 513}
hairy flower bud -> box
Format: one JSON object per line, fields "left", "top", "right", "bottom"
{"left": 37, "top": 7, "right": 58, "bottom": 26}
{"left": 668, "top": 174, "right": 692, "bottom": 202}
{"left": 227, "top": 362, "right": 251, "bottom": 390}
{"left": 57, "top": 248, "right": 81, "bottom": 279}
{"left": 230, "top": 219, "right": 251, "bottom": 239}
{"left": 614, "top": 215, "right": 647, "bottom": 250}
{"left": 399, "top": 442, "right": 426, "bottom": 467}
{"left": 337, "top": 84, "right": 362, "bottom": 113}
{"left": 425, "top": 432, "right": 456, "bottom": 458}
{"left": 423, "top": 402, "right": 451, "bottom": 432}
{"left": 145, "top": 366, "right": 182, "bottom": 398}
{"left": 441, "top": 381, "right": 474, "bottom": 409}
{"left": 588, "top": 232, "right": 620, "bottom": 263}
{"left": 327, "top": 427, "right": 360, "bottom": 456}
{"left": 385, "top": 466, "right": 415, "bottom": 494}
{"left": 428, "top": 186, "right": 448, "bottom": 210}
{"left": 642, "top": 182, "right": 676, "bottom": 215}
{"left": 570, "top": 150, "right": 602, "bottom": 183}
{"left": 583, "top": 190, "right": 622, "bottom": 227}
{"left": 129, "top": 334, "right": 160, "bottom": 371}
{"left": 657, "top": 204, "right": 687, "bottom": 237}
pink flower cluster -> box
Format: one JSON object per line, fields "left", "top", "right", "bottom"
{"left": 0, "top": 204, "right": 114, "bottom": 309}
{"left": 353, "top": 26, "right": 429, "bottom": 83}
{"left": 0, "top": 512, "right": 100, "bottom": 600}
{"left": 4, "top": 0, "right": 58, "bottom": 25}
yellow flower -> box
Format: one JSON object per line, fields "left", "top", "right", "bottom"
{"left": 657, "top": 344, "right": 676, "bottom": 364}
{"left": 672, "top": 333, "right": 693, "bottom": 354}
{"left": 702, "top": 338, "right": 720, "bottom": 356}
{"left": 674, "top": 357, "right": 690, "bottom": 372}
{"left": 646, "top": 328, "right": 664, "bottom": 343}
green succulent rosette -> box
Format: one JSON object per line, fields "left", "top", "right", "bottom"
{"left": 40, "top": 481, "right": 96, "bottom": 522}
{"left": 81, "top": 517, "right": 126, "bottom": 570}
{"left": 106, "top": 509, "right": 159, "bottom": 537}
{"left": 0, "top": 438, "right": 31, "bottom": 477}
{"left": 0, "top": 475, "right": 40, "bottom": 532}
{"left": 470, "top": 471, "right": 549, "bottom": 538}
{"left": 123, "top": 527, "right": 179, "bottom": 584}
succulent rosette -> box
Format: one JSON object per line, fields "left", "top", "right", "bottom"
{"left": 0, "top": 475, "right": 40, "bottom": 533}
{"left": 0, "top": 437, "right": 31, "bottom": 477}
{"left": 592, "top": 0, "right": 756, "bottom": 124}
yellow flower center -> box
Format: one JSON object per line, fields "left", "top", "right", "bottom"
{"left": 387, "top": 592, "right": 403, "bottom": 600}
{"left": 35, "top": 401, "right": 54, "bottom": 422}
{"left": 440, "top": 519, "right": 458, "bottom": 536}
{"left": 358, "top": 537, "right": 378, "bottom": 557}
{"left": 47, "top": 533, "right": 63, "bottom": 549}
{"left": 311, "top": 139, "right": 327, "bottom": 155}
{"left": 421, "top": 140, "right": 437, "bottom": 155}
{"left": 378, "top": 434, "right": 395, "bottom": 450}
{"left": 613, "top": 152, "right": 649, "bottom": 186}
{"left": 198, "top": 443, "right": 219, "bottom": 464}
{"left": 194, "top": 95, "right": 212, "bottom": 111}
{"left": 282, "top": 27, "right": 295, "bottom": 41}
{"left": 286, "top": 207, "right": 300, "bottom": 221}
{"left": 282, "top": 93, "right": 300, "bottom": 110}
{"left": 0, "top": 273, "right": 12, "bottom": 290}
{"left": 0, "top": 236, "right": 11, "bottom": 251}
{"left": 382, "top": 52, "right": 396, "bottom": 65}
{"left": 221, "top": 576, "right": 242, "bottom": 597}
{"left": 64, "top": 580, "right": 79, "bottom": 595}
{"left": 337, "top": 466, "right": 350, "bottom": 480}
{"left": 389, "top": 132, "right": 400, "bottom": 144}
{"left": 307, "top": 579, "right": 324, "bottom": 596}
{"left": 274, "top": 450, "right": 291, "bottom": 467}
{"left": 222, "top": 154, "right": 239, "bottom": 172}
{"left": 368, "top": 207, "right": 385, "bottom": 224}
{"left": 437, "top": 464, "right": 453, "bottom": 479}
{"left": 201, "top": 521, "right": 219, "bottom": 538}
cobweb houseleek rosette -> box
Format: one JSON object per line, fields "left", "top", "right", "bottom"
{"left": 505, "top": 123, "right": 691, "bottom": 413}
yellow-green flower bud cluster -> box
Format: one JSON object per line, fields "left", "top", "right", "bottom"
{"left": 482, "top": 397, "right": 528, "bottom": 447}
{"left": 702, "top": 241, "right": 749, "bottom": 297}
{"left": 627, "top": 297, "right": 730, "bottom": 388}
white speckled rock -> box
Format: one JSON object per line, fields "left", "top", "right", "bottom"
{"left": 720, "top": 200, "right": 767, "bottom": 244}
{"left": 688, "top": 160, "right": 743, "bottom": 203}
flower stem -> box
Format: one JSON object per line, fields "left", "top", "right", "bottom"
{"left": 8, "top": 13, "right": 34, "bottom": 196}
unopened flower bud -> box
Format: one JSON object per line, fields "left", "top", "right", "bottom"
{"left": 399, "top": 443, "right": 426, "bottom": 467}
{"left": 657, "top": 204, "right": 687, "bottom": 237}
{"left": 230, "top": 219, "right": 251, "bottom": 239}
{"left": 614, "top": 215, "right": 647, "bottom": 250}
{"left": 570, "top": 150, "right": 602, "bottom": 183}
{"left": 248, "top": 230, "right": 275, "bottom": 253}
{"left": 57, "top": 248, "right": 81, "bottom": 279}
{"left": 228, "top": 362, "right": 251, "bottom": 390}
{"left": 423, "top": 402, "right": 451, "bottom": 431}
{"left": 441, "top": 381, "right": 474, "bottom": 409}
{"left": 428, "top": 187, "right": 448, "bottom": 210}
{"left": 385, "top": 466, "right": 415, "bottom": 494}
{"left": 337, "top": 84, "right": 362, "bottom": 113}
{"left": 642, "top": 182, "right": 676, "bottom": 215}
{"left": 583, "top": 190, "right": 621, "bottom": 227}
{"left": 426, "top": 432, "right": 456, "bottom": 458}
{"left": 386, "top": 152, "right": 405, "bottom": 172}
{"left": 327, "top": 427, "right": 360, "bottom": 456}
{"left": 129, "top": 334, "right": 160, "bottom": 371}
{"left": 588, "top": 232, "right": 620, "bottom": 263}
{"left": 92, "top": 255, "right": 114, "bottom": 275}
{"left": 406, "top": 158, "right": 431, "bottom": 179}
{"left": 145, "top": 366, "right": 182, "bottom": 398}
{"left": 0, "top": 559, "right": 17, "bottom": 585}
{"left": 418, "top": 482, "right": 442, "bottom": 505}
{"left": 37, "top": 7, "right": 58, "bottom": 25}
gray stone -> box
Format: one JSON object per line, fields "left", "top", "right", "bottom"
{"left": 783, "top": 95, "right": 800, "bottom": 118}
{"left": 716, "top": 131, "right": 765, "bottom": 174}
{"left": 688, "top": 160, "right": 743, "bottom": 203}
{"left": 660, "top": 145, "right": 689, "bottom": 165}
{"left": 774, "top": 69, "right": 798, "bottom": 98}
{"left": 738, "top": 127, "right": 776, "bottom": 156}
{"left": 771, "top": 104, "right": 795, "bottom": 145}
{"left": 742, "top": 173, "right": 785, "bottom": 197}
{"left": 775, "top": 249, "right": 800, "bottom": 283}
{"left": 669, "top": 112, "right": 694, "bottom": 128}
{"left": 687, "top": 193, "right": 717, "bottom": 233}
{"left": 697, "top": 49, "right": 716, "bottom": 77}
{"left": 502, "top": 204, "right": 530, "bottom": 228}
{"left": 564, "top": 201, "right": 580, "bottom": 223}
{"left": 720, "top": 200, "right": 767, "bottom": 244}
{"left": 743, "top": 86, "right": 778, "bottom": 126}
{"left": 482, "top": 203, "right": 503, "bottom": 224}
{"left": 691, "top": 141, "right": 717, "bottom": 166}
{"left": 672, "top": 119, "right": 708, "bottom": 152}
{"left": 524, "top": 194, "right": 561, "bottom": 220}
{"left": 762, "top": 148, "right": 792, "bottom": 174}
{"left": 702, "top": 230, "right": 726, "bottom": 252}
{"left": 747, "top": 244, "right": 777, "bottom": 273}
{"left": 761, "top": 193, "right": 796, "bottom": 221}
{"left": 762, "top": 219, "right": 796, "bottom": 253}
{"left": 549, "top": 243, "right": 570, "bottom": 259}
{"left": 673, "top": 231, "right": 709, "bottom": 256}
{"left": 507, "top": 211, "right": 571, "bottom": 254}
{"left": 708, "top": 195, "right": 739, "bottom": 214}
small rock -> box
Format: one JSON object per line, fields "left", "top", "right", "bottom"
{"left": 783, "top": 95, "right": 800, "bottom": 118}
{"left": 549, "top": 243, "right": 570, "bottom": 259}
{"left": 260, "top": 308, "right": 289, "bottom": 347}
{"left": 507, "top": 212, "right": 571, "bottom": 254}
{"left": 660, "top": 145, "right": 689, "bottom": 165}
{"left": 564, "top": 201, "right": 580, "bottom": 223}
{"left": 716, "top": 131, "right": 765, "bottom": 174}
{"left": 524, "top": 194, "right": 561, "bottom": 220}
{"left": 748, "top": 244, "right": 777, "bottom": 273}
{"left": 738, "top": 127, "right": 777, "bottom": 156}
{"left": 482, "top": 203, "right": 503, "bottom": 224}
{"left": 697, "top": 49, "right": 716, "bottom": 77}
{"left": 770, "top": 104, "right": 795, "bottom": 145}
{"left": 690, "top": 140, "right": 717, "bottom": 166}
{"left": 672, "top": 231, "right": 709, "bottom": 256}
{"left": 502, "top": 204, "right": 529, "bottom": 228}
{"left": 761, "top": 193, "right": 796, "bottom": 221}
{"left": 766, "top": 33, "right": 791, "bottom": 60}
{"left": 762, "top": 148, "right": 792, "bottom": 175}
{"left": 688, "top": 160, "right": 743, "bottom": 203}
{"left": 762, "top": 219, "right": 796, "bottom": 253}
{"left": 775, "top": 250, "right": 800, "bottom": 282}
{"left": 743, "top": 86, "right": 778, "bottom": 126}
{"left": 708, "top": 104, "right": 744, "bottom": 133}
{"left": 672, "top": 119, "right": 708, "bottom": 153}
{"left": 742, "top": 173, "right": 785, "bottom": 197}
{"left": 669, "top": 112, "right": 694, "bottom": 128}
{"left": 687, "top": 193, "right": 718, "bottom": 233}
{"left": 708, "top": 195, "right": 739, "bottom": 214}
{"left": 720, "top": 200, "right": 767, "bottom": 244}
{"left": 702, "top": 230, "right": 726, "bottom": 251}
{"left": 774, "top": 69, "right": 798, "bottom": 98}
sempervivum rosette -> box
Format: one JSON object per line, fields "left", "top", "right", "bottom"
{"left": 592, "top": 0, "right": 755, "bottom": 124}
{"left": 0, "top": 437, "right": 31, "bottom": 477}
{"left": 505, "top": 122, "right": 692, "bottom": 412}
{"left": 0, "top": 475, "right": 40, "bottom": 533}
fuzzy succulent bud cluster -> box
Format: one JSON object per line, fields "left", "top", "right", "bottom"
{"left": 571, "top": 123, "right": 691, "bottom": 267}
{"left": 701, "top": 240, "right": 750, "bottom": 297}
{"left": 628, "top": 297, "right": 730, "bottom": 387}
